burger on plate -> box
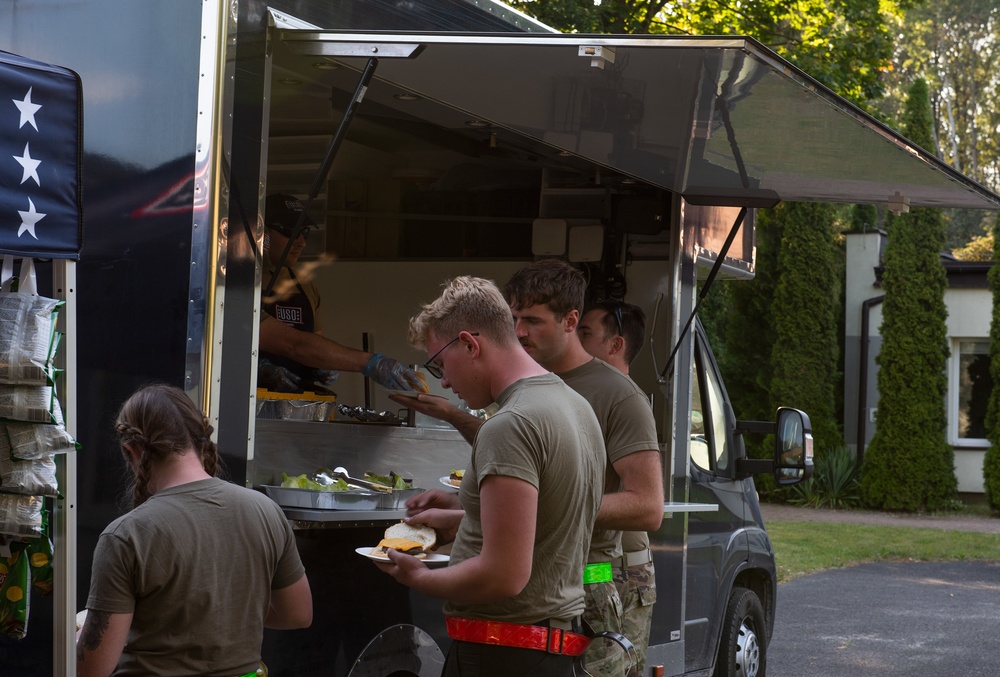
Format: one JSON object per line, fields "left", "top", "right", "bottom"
{"left": 370, "top": 522, "right": 437, "bottom": 559}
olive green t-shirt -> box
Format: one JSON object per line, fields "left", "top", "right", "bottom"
{"left": 87, "top": 478, "right": 305, "bottom": 676}
{"left": 560, "top": 358, "right": 660, "bottom": 563}
{"left": 444, "top": 373, "right": 605, "bottom": 624}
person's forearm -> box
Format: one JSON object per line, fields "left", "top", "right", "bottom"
{"left": 288, "top": 332, "right": 371, "bottom": 372}
{"left": 447, "top": 411, "right": 484, "bottom": 445}
{"left": 406, "top": 555, "right": 527, "bottom": 605}
{"left": 260, "top": 318, "right": 371, "bottom": 372}
{"left": 595, "top": 490, "right": 664, "bottom": 531}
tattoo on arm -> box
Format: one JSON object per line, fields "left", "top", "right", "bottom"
{"left": 77, "top": 609, "right": 112, "bottom": 658}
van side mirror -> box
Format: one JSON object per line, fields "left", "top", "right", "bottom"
{"left": 734, "top": 407, "right": 813, "bottom": 485}
{"left": 773, "top": 407, "right": 813, "bottom": 485}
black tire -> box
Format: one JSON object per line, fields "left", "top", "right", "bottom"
{"left": 713, "top": 587, "right": 767, "bottom": 677}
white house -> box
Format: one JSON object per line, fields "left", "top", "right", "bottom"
{"left": 844, "top": 230, "right": 993, "bottom": 495}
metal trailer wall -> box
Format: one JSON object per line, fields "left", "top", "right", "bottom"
{"left": 1, "top": 1, "right": 538, "bottom": 674}
{"left": 1, "top": 3, "right": 206, "bottom": 673}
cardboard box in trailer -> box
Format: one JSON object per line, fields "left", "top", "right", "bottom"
{"left": 3, "top": 1, "right": 999, "bottom": 676}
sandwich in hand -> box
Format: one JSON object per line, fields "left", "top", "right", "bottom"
{"left": 370, "top": 522, "right": 437, "bottom": 559}
{"left": 414, "top": 372, "right": 430, "bottom": 393}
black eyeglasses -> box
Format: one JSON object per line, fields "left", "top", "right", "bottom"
{"left": 423, "top": 332, "right": 480, "bottom": 379}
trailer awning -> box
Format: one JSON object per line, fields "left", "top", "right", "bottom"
{"left": 272, "top": 31, "right": 1000, "bottom": 211}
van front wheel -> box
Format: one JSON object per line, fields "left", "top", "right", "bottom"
{"left": 714, "top": 587, "right": 766, "bottom": 677}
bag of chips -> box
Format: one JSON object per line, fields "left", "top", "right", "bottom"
{"left": 0, "top": 495, "right": 43, "bottom": 539}
{"left": 0, "top": 384, "right": 60, "bottom": 424}
{"left": 0, "top": 257, "right": 63, "bottom": 387}
{"left": 0, "top": 435, "right": 57, "bottom": 496}
{"left": 27, "top": 508, "right": 53, "bottom": 596}
{"left": 0, "top": 539, "right": 31, "bottom": 639}
{"left": 4, "top": 418, "right": 78, "bottom": 461}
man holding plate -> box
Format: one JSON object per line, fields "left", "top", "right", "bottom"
{"left": 372, "top": 275, "right": 604, "bottom": 677}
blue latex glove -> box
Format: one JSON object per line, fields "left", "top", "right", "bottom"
{"left": 362, "top": 353, "right": 422, "bottom": 391}
{"left": 314, "top": 369, "right": 340, "bottom": 388}
{"left": 258, "top": 359, "right": 302, "bottom": 393}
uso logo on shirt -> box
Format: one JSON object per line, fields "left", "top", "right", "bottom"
{"left": 275, "top": 305, "right": 304, "bottom": 325}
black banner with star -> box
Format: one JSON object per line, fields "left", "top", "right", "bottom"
{"left": 0, "top": 50, "right": 83, "bottom": 259}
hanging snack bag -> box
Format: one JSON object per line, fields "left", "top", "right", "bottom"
{"left": 0, "top": 257, "right": 63, "bottom": 387}
{"left": 0, "top": 439, "right": 57, "bottom": 496}
{"left": 27, "top": 508, "right": 53, "bottom": 595}
{"left": 0, "top": 495, "right": 44, "bottom": 539}
{"left": 5, "top": 418, "right": 78, "bottom": 461}
{"left": 0, "top": 383, "right": 60, "bottom": 424}
{"left": 0, "top": 540, "right": 31, "bottom": 639}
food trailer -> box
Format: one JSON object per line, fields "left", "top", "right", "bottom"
{"left": 3, "top": 0, "right": 999, "bottom": 675}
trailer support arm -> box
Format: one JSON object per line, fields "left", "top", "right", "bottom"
{"left": 265, "top": 56, "right": 380, "bottom": 296}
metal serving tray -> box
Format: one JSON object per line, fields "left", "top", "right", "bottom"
{"left": 375, "top": 487, "right": 424, "bottom": 510}
{"left": 262, "top": 485, "right": 382, "bottom": 511}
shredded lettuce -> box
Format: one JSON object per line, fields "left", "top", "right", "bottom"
{"left": 280, "top": 473, "right": 349, "bottom": 492}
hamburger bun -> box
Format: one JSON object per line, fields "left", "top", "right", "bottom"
{"left": 415, "top": 372, "right": 430, "bottom": 393}
{"left": 371, "top": 522, "right": 436, "bottom": 559}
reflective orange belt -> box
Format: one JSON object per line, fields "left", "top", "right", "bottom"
{"left": 445, "top": 616, "right": 590, "bottom": 656}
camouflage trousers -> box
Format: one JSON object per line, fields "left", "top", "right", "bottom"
{"left": 614, "top": 560, "right": 657, "bottom": 677}
{"left": 581, "top": 579, "right": 626, "bottom": 676}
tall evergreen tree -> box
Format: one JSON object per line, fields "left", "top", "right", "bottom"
{"left": 770, "top": 202, "right": 841, "bottom": 454}
{"left": 983, "top": 212, "right": 1000, "bottom": 512}
{"left": 849, "top": 204, "right": 879, "bottom": 233}
{"left": 718, "top": 207, "right": 783, "bottom": 426}
{"left": 861, "top": 79, "right": 957, "bottom": 511}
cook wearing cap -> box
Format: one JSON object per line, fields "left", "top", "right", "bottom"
{"left": 257, "top": 193, "right": 423, "bottom": 393}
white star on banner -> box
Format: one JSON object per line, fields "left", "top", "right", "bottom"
{"left": 17, "top": 197, "right": 46, "bottom": 239}
{"left": 14, "top": 142, "right": 42, "bottom": 186}
{"left": 13, "top": 87, "right": 42, "bottom": 131}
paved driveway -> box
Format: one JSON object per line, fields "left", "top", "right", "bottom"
{"left": 766, "top": 560, "right": 1000, "bottom": 676}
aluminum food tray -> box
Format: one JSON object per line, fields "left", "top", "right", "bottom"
{"left": 262, "top": 485, "right": 382, "bottom": 511}
{"left": 375, "top": 487, "right": 423, "bottom": 509}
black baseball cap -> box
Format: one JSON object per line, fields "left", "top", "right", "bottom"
{"left": 265, "top": 193, "right": 317, "bottom": 237}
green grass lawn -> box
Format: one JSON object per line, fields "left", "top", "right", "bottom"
{"left": 768, "top": 521, "right": 1000, "bottom": 583}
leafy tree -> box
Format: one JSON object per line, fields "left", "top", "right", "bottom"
{"left": 880, "top": 1, "right": 1000, "bottom": 248}
{"left": 508, "top": 0, "right": 911, "bottom": 108}
{"left": 952, "top": 230, "right": 994, "bottom": 261}
{"left": 983, "top": 212, "right": 1000, "bottom": 511}
{"left": 882, "top": 1, "right": 1000, "bottom": 187}
{"left": 861, "top": 79, "right": 957, "bottom": 511}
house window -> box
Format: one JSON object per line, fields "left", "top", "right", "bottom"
{"left": 955, "top": 340, "right": 991, "bottom": 443}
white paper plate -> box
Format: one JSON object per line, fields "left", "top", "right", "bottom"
{"left": 355, "top": 546, "right": 450, "bottom": 564}
{"left": 439, "top": 476, "right": 462, "bottom": 490}
{"left": 384, "top": 389, "right": 422, "bottom": 398}
{"left": 385, "top": 389, "right": 448, "bottom": 400}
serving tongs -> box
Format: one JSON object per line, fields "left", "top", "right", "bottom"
{"left": 313, "top": 466, "right": 393, "bottom": 494}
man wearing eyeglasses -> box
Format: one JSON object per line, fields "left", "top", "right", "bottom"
{"left": 257, "top": 193, "right": 423, "bottom": 393}
{"left": 377, "top": 276, "right": 605, "bottom": 677}
{"left": 579, "top": 299, "right": 657, "bottom": 677}
{"left": 395, "top": 260, "right": 663, "bottom": 677}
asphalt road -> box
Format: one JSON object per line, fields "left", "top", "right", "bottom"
{"left": 767, "top": 560, "right": 1000, "bottom": 676}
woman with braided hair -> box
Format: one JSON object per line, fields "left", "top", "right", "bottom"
{"left": 77, "top": 384, "right": 312, "bottom": 677}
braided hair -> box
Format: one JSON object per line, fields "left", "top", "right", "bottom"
{"left": 115, "top": 384, "right": 220, "bottom": 508}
